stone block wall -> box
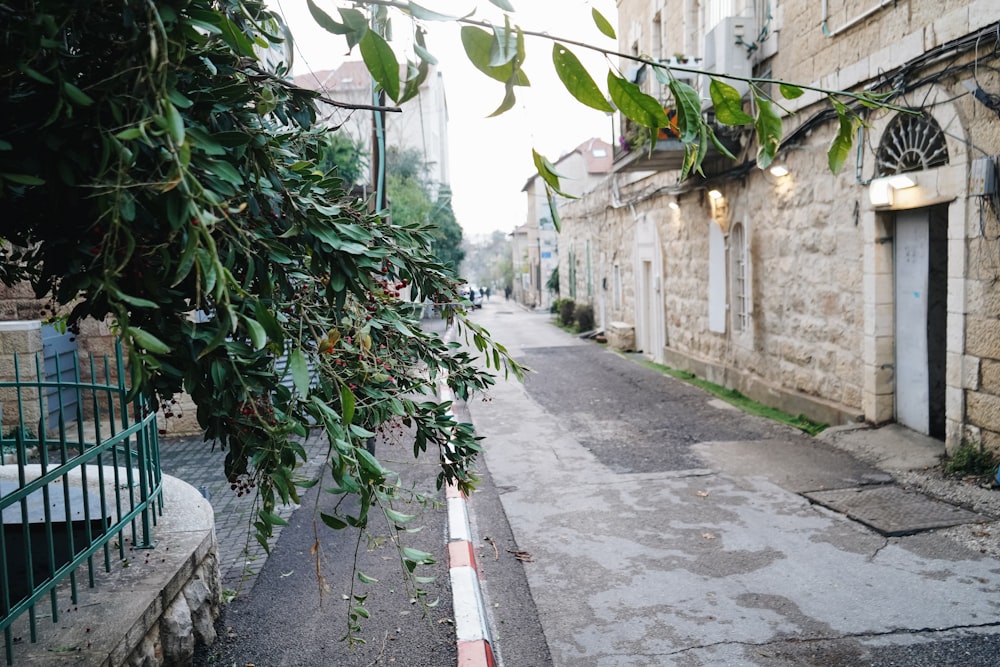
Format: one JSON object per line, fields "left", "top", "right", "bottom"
{"left": 0, "top": 320, "right": 43, "bottom": 434}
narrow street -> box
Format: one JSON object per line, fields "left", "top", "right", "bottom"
{"left": 465, "top": 298, "right": 1000, "bottom": 666}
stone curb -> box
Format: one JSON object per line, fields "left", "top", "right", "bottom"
{"left": 440, "top": 383, "right": 496, "bottom": 667}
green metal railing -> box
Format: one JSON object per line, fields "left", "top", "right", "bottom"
{"left": 0, "top": 342, "right": 162, "bottom": 664}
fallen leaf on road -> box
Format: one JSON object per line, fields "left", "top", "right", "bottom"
{"left": 702, "top": 532, "right": 717, "bottom": 540}
{"left": 695, "top": 490, "right": 709, "bottom": 497}
{"left": 507, "top": 549, "right": 534, "bottom": 562}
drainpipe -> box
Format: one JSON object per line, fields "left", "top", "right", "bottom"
{"left": 821, "top": 0, "right": 895, "bottom": 38}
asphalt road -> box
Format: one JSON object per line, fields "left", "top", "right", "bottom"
{"left": 464, "top": 300, "right": 1000, "bottom": 667}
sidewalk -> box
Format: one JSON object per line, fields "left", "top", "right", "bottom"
{"left": 157, "top": 433, "right": 329, "bottom": 592}
{"left": 464, "top": 302, "right": 1000, "bottom": 666}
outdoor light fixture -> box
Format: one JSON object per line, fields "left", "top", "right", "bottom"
{"left": 708, "top": 189, "right": 723, "bottom": 200}
{"left": 769, "top": 165, "right": 789, "bottom": 177}
{"left": 668, "top": 200, "right": 680, "bottom": 211}
{"left": 886, "top": 174, "right": 916, "bottom": 189}
{"left": 868, "top": 174, "right": 918, "bottom": 207}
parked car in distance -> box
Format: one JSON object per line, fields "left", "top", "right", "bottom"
{"left": 459, "top": 283, "right": 483, "bottom": 309}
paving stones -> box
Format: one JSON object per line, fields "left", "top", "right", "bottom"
{"left": 157, "top": 434, "right": 329, "bottom": 592}
{"left": 804, "top": 484, "right": 990, "bottom": 536}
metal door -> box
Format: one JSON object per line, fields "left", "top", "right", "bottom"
{"left": 894, "top": 207, "right": 947, "bottom": 437}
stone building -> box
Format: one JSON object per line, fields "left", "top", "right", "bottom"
{"left": 516, "top": 138, "right": 614, "bottom": 310}
{"left": 293, "top": 61, "right": 451, "bottom": 195}
{"left": 559, "top": 0, "right": 1000, "bottom": 453}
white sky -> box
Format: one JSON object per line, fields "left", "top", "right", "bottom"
{"left": 274, "top": 0, "right": 619, "bottom": 238}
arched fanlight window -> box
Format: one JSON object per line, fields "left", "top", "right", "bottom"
{"left": 875, "top": 111, "right": 949, "bottom": 176}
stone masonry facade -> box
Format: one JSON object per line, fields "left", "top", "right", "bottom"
{"left": 559, "top": 0, "right": 1000, "bottom": 454}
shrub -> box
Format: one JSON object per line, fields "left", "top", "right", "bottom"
{"left": 558, "top": 299, "right": 576, "bottom": 326}
{"left": 945, "top": 442, "right": 998, "bottom": 476}
{"left": 574, "top": 304, "right": 594, "bottom": 332}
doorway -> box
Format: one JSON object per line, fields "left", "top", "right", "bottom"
{"left": 894, "top": 205, "right": 947, "bottom": 438}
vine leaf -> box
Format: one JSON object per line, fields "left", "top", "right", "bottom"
{"left": 461, "top": 26, "right": 530, "bottom": 86}
{"left": 128, "top": 327, "right": 171, "bottom": 355}
{"left": 359, "top": 30, "right": 400, "bottom": 102}
{"left": 709, "top": 79, "right": 753, "bottom": 125}
{"left": 828, "top": 101, "right": 859, "bottom": 174}
{"left": 552, "top": 43, "right": 613, "bottom": 113}
{"left": 668, "top": 78, "right": 703, "bottom": 143}
{"left": 592, "top": 9, "right": 616, "bottom": 39}
{"left": 754, "top": 98, "right": 783, "bottom": 169}
{"left": 779, "top": 83, "right": 804, "bottom": 100}
{"left": 488, "top": 0, "right": 515, "bottom": 11}
{"left": 607, "top": 73, "right": 670, "bottom": 129}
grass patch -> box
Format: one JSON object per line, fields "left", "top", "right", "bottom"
{"left": 629, "top": 356, "right": 828, "bottom": 436}
{"left": 945, "top": 441, "right": 998, "bottom": 477}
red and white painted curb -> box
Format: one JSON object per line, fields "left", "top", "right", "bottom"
{"left": 439, "top": 383, "right": 496, "bottom": 667}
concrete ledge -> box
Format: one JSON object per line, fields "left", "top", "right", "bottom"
{"left": 3, "top": 474, "right": 219, "bottom": 666}
{"left": 660, "top": 347, "right": 865, "bottom": 427}
{"left": 607, "top": 321, "right": 636, "bottom": 352}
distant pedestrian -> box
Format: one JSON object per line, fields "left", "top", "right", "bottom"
{"left": 485, "top": 287, "right": 491, "bottom": 301}
{"left": 504, "top": 286, "right": 511, "bottom": 301}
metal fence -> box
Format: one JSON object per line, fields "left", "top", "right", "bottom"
{"left": 0, "top": 342, "right": 162, "bottom": 664}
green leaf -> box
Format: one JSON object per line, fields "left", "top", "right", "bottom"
{"left": 461, "top": 26, "right": 530, "bottom": 86}
{"left": 359, "top": 31, "right": 400, "bottom": 102}
{"left": 383, "top": 507, "right": 415, "bottom": 525}
{"left": 340, "top": 385, "right": 356, "bottom": 425}
{"left": 490, "top": 21, "right": 518, "bottom": 68}
{"left": 128, "top": 327, "right": 172, "bottom": 355}
{"left": 164, "top": 102, "right": 185, "bottom": 145}
{"left": 62, "top": 82, "right": 94, "bottom": 107}
{"left": 779, "top": 83, "right": 804, "bottom": 100}
{"left": 488, "top": 0, "right": 515, "bottom": 10}
{"left": 307, "top": 0, "right": 348, "bottom": 34}
{"left": 488, "top": 79, "right": 518, "bottom": 117}
{"left": 357, "top": 571, "right": 379, "bottom": 584}
{"left": 531, "top": 149, "right": 573, "bottom": 199}
{"left": 552, "top": 43, "right": 614, "bottom": 113}
{"left": 253, "top": 301, "right": 284, "bottom": 343}
{"left": 545, "top": 185, "right": 562, "bottom": 233}
{"left": 320, "top": 512, "right": 347, "bottom": 530}
{"left": 407, "top": 2, "right": 466, "bottom": 21}
{"left": 608, "top": 73, "right": 670, "bottom": 129}
{"left": 289, "top": 348, "right": 310, "bottom": 395}
{"left": 1, "top": 173, "right": 45, "bottom": 186}
{"left": 218, "top": 16, "right": 257, "bottom": 57}
{"left": 398, "top": 59, "right": 430, "bottom": 105}
{"left": 259, "top": 510, "right": 289, "bottom": 527}
{"left": 592, "top": 9, "right": 616, "bottom": 39}
{"left": 754, "top": 98, "right": 783, "bottom": 169}
{"left": 668, "top": 78, "right": 703, "bottom": 143}
{"left": 400, "top": 547, "right": 434, "bottom": 564}
{"left": 242, "top": 316, "right": 267, "bottom": 351}
{"left": 709, "top": 79, "right": 754, "bottom": 125}
{"left": 828, "top": 106, "right": 859, "bottom": 174}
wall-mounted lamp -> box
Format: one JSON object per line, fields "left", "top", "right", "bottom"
{"left": 708, "top": 189, "right": 724, "bottom": 200}
{"left": 868, "top": 174, "right": 918, "bottom": 207}
{"left": 668, "top": 200, "right": 680, "bottom": 211}
{"left": 769, "top": 165, "right": 789, "bottom": 177}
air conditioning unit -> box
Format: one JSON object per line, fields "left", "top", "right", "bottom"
{"left": 701, "top": 16, "right": 754, "bottom": 108}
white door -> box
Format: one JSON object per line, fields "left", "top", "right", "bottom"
{"left": 894, "top": 207, "right": 947, "bottom": 437}
{"left": 895, "top": 211, "right": 929, "bottom": 433}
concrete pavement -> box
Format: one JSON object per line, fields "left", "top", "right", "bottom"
{"left": 464, "top": 301, "right": 1000, "bottom": 666}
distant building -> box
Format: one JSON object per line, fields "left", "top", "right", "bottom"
{"left": 293, "top": 62, "right": 450, "bottom": 194}
{"left": 516, "top": 138, "right": 613, "bottom": 310}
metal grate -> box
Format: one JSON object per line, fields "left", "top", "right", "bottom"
{"left": 876, "top": 111, "right": 949, "bottom": 175}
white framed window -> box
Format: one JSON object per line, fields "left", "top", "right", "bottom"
{"left": 730, "top": 220, "right": 750, "bottom": 333}
{"left": 612, "top": 264, "right": 622, "bottom": 310}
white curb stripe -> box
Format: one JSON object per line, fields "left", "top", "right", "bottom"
{"left": 448, "top": 496, "right": 472, "bottom": 543}
{"left": 450, "top": 565, "right": 489, "bottom": 642}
